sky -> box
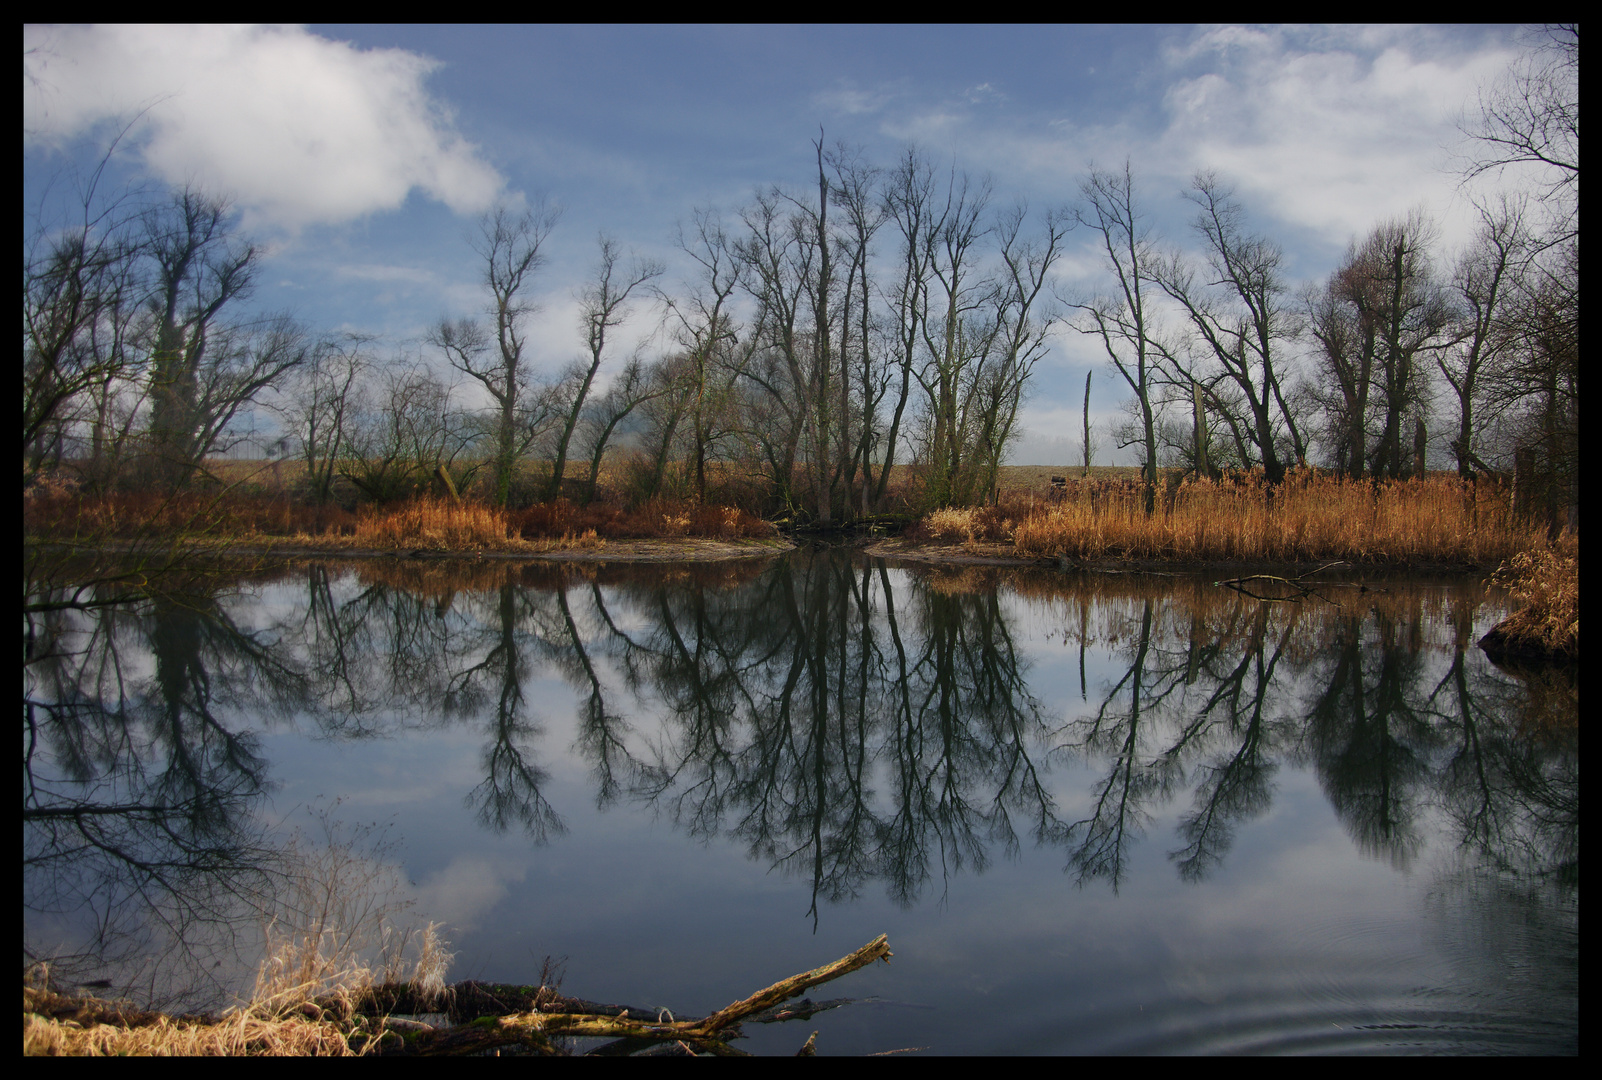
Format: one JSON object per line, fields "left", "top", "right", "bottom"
{"left": 22, "top": 24, "right": 1538, "bottom": 465}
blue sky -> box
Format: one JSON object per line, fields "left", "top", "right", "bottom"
{"left": 23, "top": 24, "right": 1534, "bottom": 464}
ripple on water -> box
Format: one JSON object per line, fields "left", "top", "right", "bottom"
{"left": 998, "top": 961, "right": 1577, "bottom": 1055}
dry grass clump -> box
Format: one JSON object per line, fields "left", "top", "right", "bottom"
{"left": 23, "top": 984, "right": 365, "bottom": 1056}
{"left": 1008, "top": 470, "right": 1542, "bottom": 566}
{"left": 1482, "top": 547, "right": 1579, "bottom": 659}
{"left": 908, "top": 499, "right": 1029, "bottom": 545}
{"left": 22, "top": 923, "right": 453, "bottom": 1055}
{"left": 353, "top": 497, "right": 511, "bottom": 550}
{"left": 24, "top": 868, "right": 456, "bottom": 1056}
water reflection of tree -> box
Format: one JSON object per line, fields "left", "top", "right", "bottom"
{"left": 1425, "top": 596, "right": 1578, "bottom": 880}
{"left": 1164, "top": 603, "right": 1293, "bottom": 883}
{"left": 582, "top": 553, "right": 1063, "bottom": 920}
{"left": 1302, "top": 607, "right": 1442, "bottom": 869}
{"left": 23, "top": 576, "right": 304, "bottom": 1008}
{"left": 446, "top": 582, "right": 564, "bottom": 842}
{"left": 294, "top": 559, "right": 1574, "bottom": 907}
{"left": 27, "top": 555, "right": 1578, "bottom": 968}
{"left": 881, "top": 566, "right": 1063, "bottom": 906}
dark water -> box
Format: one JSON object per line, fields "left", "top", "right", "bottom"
{"left": 23, "top": 548, "right": 1578, "bottom": 1054}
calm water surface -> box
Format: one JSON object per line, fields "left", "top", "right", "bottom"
{"left": 23, "top": 548, "right": 1578, "bottom": 1054}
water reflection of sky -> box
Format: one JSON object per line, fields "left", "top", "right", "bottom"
{"left": 24, "top": 553, "right": 1577, "bottom": 1053}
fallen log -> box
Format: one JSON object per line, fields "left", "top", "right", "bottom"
{"left": 382, "top": 934, "right": 893, "bottom": 1057}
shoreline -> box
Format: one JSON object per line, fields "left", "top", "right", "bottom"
{"left": 26, "top": 535, "right": 799, "bottom": 564}
{"left": 28, "top": 532, "right": 1514, "bottom": 575}
{"left": 860, "top": 537, "right": 1500, "bottom": 577}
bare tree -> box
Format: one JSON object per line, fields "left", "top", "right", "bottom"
{"left": 825, "top": 143, "right": 887, "bottom": 517}
{"left": 738, "top": 190, "right": 816, "bottom": 511}
{"left": 1080, "top": 370, "right": 1096, "bottom": 475}
{"left": 23, "top": 190, "right": 147, "bottom": 481}
{"left": 1486, "top": 239, "right": 1577, "bottom": 536}
{"left": 1438, "top": 195, "right": 1531, "bottom": 478}
{"left": 972, "top": 201, "right": 1071, "bottom": 503}
{"left": 1455, "top": 25, "right": 1578, "bottom": 534}
{"left": 914, "top": 165, "right": 996, "bottom": 509}
{"left": 1153, "top": 173, "right": 1305, "bottom": 482}
{"left": 1306, "top": 212, "right": 1450, "bottom": 480}
{"left": 632, "top": 350, "right": 699, "bottom": 499}
{"left": 1302, "top": 271, "right": 1375, "bottom": 479}
{"left": 548, "top": 236, "right": 662, "bottom": 501}
{"left": 877, "top": 148, "right": 940, "bottom": 509}
{"left": 432, "top": 201, "right": 560, "bottom": 507}
{"left": 1070, "top": 161, "right": 1163, "bottom": 514}
{"left": 664, "top": 209, "right": 745, "bottom": 503}
{"left": 577, "top": 352, "right": 667, "bottom": 501}
{"left": 1458, "top": 24, "right": 1578, "bottom": 249}
{"left": 281, "top": 335, "right": 370, "bottom": 504}
{"left": 338, "top": 361, "right": 470, "bottom": 504}
{"left": 179, "top": 314, "right": 312, "bottom": 480}
{"left": 140, "top": 189, "right": 265, "bottom": 489}
{"left": 1357, "top": 212, "right": 1450, "bottom": 479}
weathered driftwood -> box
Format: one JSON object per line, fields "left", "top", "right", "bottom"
{"left": 379, "top": 934, "right": 893, "bottom": 1057}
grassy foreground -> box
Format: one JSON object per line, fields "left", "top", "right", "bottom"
{"left": 24, "top": 936, "right": 894, "bottom": 1056}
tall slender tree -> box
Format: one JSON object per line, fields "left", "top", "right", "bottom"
{"left": 1153, "top": 173, "right": 1304, "bottom": 482}
{"left": 1071, "top": 161, "right": 1162, "bottom": 514}
{"left": 431, "top": 200, "right": 560, "bottom": 507}
{"left": 548, "top": 236, "right": 662, "bottom": 501}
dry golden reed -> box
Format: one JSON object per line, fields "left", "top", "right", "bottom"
{"left": 22, "top": 920, "right": 454, "bottom": 1057}
{"left": 1484, "top": 547, "right": 1579, "bottom": 658}
{"left": 1008, "top": 470, "right": 1544, "bottom": 565}
{"left": 23, "top": 989, "right": 363, "bottom": 1056}
{"left": 353, "top": 497, "right": 510, "bottom": 550}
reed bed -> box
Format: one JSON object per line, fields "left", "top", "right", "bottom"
{"left": 1004, "top": 470, "right": 1546, "bottom": 566}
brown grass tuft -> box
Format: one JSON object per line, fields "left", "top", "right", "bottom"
{"left": 906, "top": 500, "right": 1026, "bottom": 546}
{"left": 353, "top": 497, "right": 510, "bottom": 550}
{"left": 1482, "top": 547, "right": 1579, "bottom": 659}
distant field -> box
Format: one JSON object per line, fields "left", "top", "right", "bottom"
{"left": 993, "top": 465, "right": 1155, "bottom": 495}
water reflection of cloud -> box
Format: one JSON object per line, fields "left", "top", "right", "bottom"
{"left": 411, "top": 853, "right": 529, "bottom": 934}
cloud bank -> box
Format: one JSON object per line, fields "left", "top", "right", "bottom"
{"left": 24, "top": 24, "right": 504, "bottom": 230}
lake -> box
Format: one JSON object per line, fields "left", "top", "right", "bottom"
{"left": 23, "top": 547, "right": 1578, "bottom": 1054}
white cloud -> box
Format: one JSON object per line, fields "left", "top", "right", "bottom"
{"left": 813, "top": 81, "right": 899, "bottom": 117}
{"left": 336, "top": 262, "right": 441, "bottom": 285}
{"left": 1152, "top": 27, "right": 1519, "bottom": 253}
{"left": 963, "top": 82, "right": 1006, "bottom": 105}
{"left": 23, "top": 24, "right": 504, "bottom": 230}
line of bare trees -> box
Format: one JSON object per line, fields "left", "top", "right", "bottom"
{"left": 1075, "top": 27, "right": 1575, "bottom": 536}
{"left": 24, "top": 29, "right": 1574, "bottom": 530}
{"left": 24, "top": 181, "right": 310, "bottom": 494}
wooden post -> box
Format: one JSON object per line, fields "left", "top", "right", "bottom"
{"left": 1081, "top": 371, "right": 1092, "bottom": 478}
